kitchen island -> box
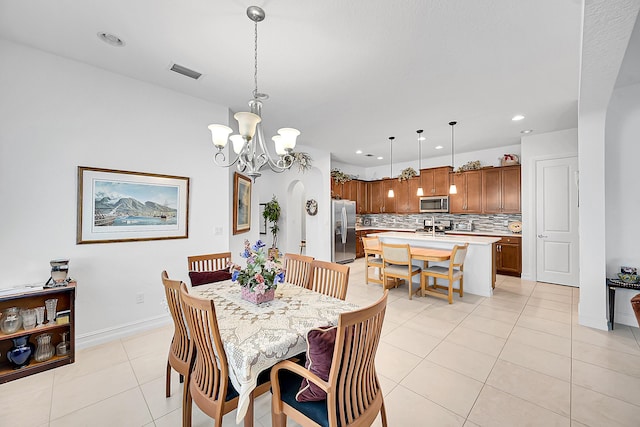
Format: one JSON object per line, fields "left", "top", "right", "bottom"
{"left": 374, "top": 232, "right": 500, "bottom": 297}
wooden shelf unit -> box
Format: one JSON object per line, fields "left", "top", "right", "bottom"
{"left": 0, "top": 284, "right": 75, "bottom": 384}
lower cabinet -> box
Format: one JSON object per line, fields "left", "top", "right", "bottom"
{"left": 0, "top": 284, "right": 76, "bottom": 384}
{"left": 496, "top": 237, "right": 521, "bottom": 276}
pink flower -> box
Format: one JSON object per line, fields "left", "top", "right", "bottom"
{"left": 255, "top": 273, "right": 264, "bottom": 283}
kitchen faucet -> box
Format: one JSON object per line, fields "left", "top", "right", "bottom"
{"left": 428, "top": 215, "right": 435, "bottom": 237}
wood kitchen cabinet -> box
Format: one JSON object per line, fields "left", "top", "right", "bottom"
{"left": 449, "top": 170, "right": 482, "bottom": 214}
{"left": 353, "top": 180, "right": 367, "bottom": 214}
{"left": 420, "top": 166, "right": 453, "bottom": 196}
{"left": 482, "top": 165, "right": 521, "bottom": 214}
{"left": 496, "top": 236, "right": 521, "bottom": 276}
{"left": 367, "top": 180, "right": 383, "bottom": 213}
{"left": 381, "top": 179, "right": 396, "bottom": 213}
{"left": 395, "top": 177, "right": 420, "bottom": 213}
{"left": 0, "top": 284, "right": 75, "bottom": 384}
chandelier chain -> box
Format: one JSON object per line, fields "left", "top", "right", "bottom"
{"left": 253, "top": 20, "right": 259, "bottom": 98}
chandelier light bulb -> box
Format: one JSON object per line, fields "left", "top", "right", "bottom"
{"left": 234, "top": 112, "right": 261, "bottom": 139}
{"left": 272, "top": 135, "right": 286, "bottom": 155}
{"left": 277, "top": 128, "right": 300, "bottom": 150}
{"left": 208, "top": 124, "right": 233, "bottom": 149}
{"left": 230, "top": 134, "right": 245, "bottom": 155}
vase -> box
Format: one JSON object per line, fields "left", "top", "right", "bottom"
{"left": 34, "top": 333, "right": 55, "bottom": 362}
{"left": 1, "top": 307, "right": 23, "bottom": 334}
{"left": 7, "top": 335, "right": 35, "bottom": 369}
{"left": 241, "top": 286, "right": 275, "bottom": 304}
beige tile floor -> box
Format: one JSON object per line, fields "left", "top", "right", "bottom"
{"left": 2, "top": 258, "right": 640, "bottom": 426}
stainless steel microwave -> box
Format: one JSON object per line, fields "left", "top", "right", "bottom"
{"left": 419, "top": 196, "right": 449, "bottom": 213}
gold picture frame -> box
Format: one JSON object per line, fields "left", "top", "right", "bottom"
{"left": 233, "top": 172, "right": 251, "bottom": 235}
{"left": 77, "top": 166, "right": 189, "bottom": 244}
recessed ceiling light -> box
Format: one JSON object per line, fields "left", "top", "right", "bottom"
{"left": 355, "top": 150, "right": 363, "bottom": 154}
{"left": 435, "top": 145, "right": 443, "bottom": 150}
{"left": 512, "top": 114, "right": 525, "bottom": 121}
{"left": 97, "top": 32, "right": 125, "bottom": 47}
{"left": 520, "top": 129, "right": 533, "bottom": 134}
{"left": 377, "top": 156, "right": 383, "bottom": 160}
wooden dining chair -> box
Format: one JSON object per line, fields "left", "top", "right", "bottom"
{"left": 420, "top": 243, "right": 469, "bottom": 304}
{"left": 362, "top": 236, "right": 384, "bottom": 285}
{"left": 308, "top": 260, "right": 350, "bottom": 300}
{"left": 283, "top": 253, "right": 314, "bottom": 288}
{"left": 381, "top": 243, "right": 422, "bottom": 300}
{"left": 180, "top": 283, "right": 270, "bottom": 427}
{"left": 187, "top": 252, "right": 232, "bottom": 272}
{"left": 161, "top": 271, "right": 194, "bottom": 417}
{"left": 270, "top": 291, "right": 389, "bottom": 427}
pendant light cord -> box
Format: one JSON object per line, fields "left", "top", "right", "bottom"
{"left": 449, "top": 121, "right": 457, "bottom": 168}
{"left": 389, "top": 136, "right": 395, "bottom": 177}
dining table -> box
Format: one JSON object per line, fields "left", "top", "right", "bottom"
{"left": 190, "top": 280, "right": 359, "bottom": 423}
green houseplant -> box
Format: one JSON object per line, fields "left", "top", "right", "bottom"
{"left": 262, "top": 195, "right": 281, "bottom": 249}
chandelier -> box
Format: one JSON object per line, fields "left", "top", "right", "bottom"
{"left": 208, "top": 6, "right": 300, "bottom": 180}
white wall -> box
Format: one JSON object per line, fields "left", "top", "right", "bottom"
{"left": 605, "top": 82, "right": 640, "bottom": 327}
{"left": 0, "top": 40, "right": 232, "bottom": 346}
{"left": 520, "top": 128, "right": 578, "bottom": 281}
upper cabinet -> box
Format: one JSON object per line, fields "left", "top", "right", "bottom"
{"left": 482, "top": 165, "right": 521, "bottom": 213}
{"left": 381, "top": 179, "right": 396, "bottom": 213}
{"left": 395, "top": 177, "right": 421, "bottom": 213}
{"left": 449, "top": 170, "right": 483, "bottom": 214}
{"left": 420, "top": 166, "right": 453, "bottom": 196}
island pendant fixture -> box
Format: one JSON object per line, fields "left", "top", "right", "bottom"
{"left": 388, "top": 136, "right": 395, "bottom": 198}
{"left": 416, "top": 129, "right": 424, "bottom": 196}
{"left": 207, "top": 6, "right": 300, "bottom": 181}
{"left": 449, "top": 121, "right": 458, "bottom": 194}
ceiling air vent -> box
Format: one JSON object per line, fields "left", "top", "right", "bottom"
{"left": 169, "top": 63, "right": 202, "bottom": 80}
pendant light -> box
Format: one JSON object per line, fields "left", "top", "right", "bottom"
{"left": 416, "top": 129, "right": 424, "bottom": 196}
{"left": 449, "top": 121, "right": 458, "bottom": 195}
{"left": 388, "top": 136, "right": 395, "bottom": 198}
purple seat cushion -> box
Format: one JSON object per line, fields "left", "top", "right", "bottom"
{"left": 189, "top": 269, "right": 232, "bottom": 286}
{"left": 296, "top": 326, "right": 337, "bottom": 402}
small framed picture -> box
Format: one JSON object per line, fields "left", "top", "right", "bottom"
{"left": 233, "top": 172, "right": 251, "bottom": 235}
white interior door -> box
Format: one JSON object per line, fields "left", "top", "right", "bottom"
{"left": 536, "top": 157, "right": 579, "bottom": 286}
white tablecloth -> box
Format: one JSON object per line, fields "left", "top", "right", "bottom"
{"left": 191, "top": 281, "right": 358, "bottom": 423}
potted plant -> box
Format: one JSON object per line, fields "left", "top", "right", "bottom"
{"left": 262, "top": 195, "right": 281, "bottom": 252}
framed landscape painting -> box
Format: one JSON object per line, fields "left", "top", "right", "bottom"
{"left": 77, "top": 167, "right": 189, "bottom": 244}
{"left": 233, "top": 172, "right": 251, "bottom": 235}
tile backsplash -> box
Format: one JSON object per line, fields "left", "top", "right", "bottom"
{"left": 358, "top": 213, "right": 522, "bottom": 234}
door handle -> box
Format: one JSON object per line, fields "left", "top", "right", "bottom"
{"left": 537, "top": 234, "right": 548, "bottom": 238}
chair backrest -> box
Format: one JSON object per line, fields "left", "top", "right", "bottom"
{"left": 308, "top": 260, "right": 350, "bottom": 300}
{"left": 161, "top": 271, "right": 192, "bottom": 372}
{"left": 381, "top": 243, "right": 411, "bottom": 265}
{"left": 188, "top": 252, "right": 232, "bottom": 272}
{"left": 362, "top": 236, "right": 380, "bottom": 252}
{"left": 327, "top": 291, "right": 388, "bottom": 426}
{"left": 179, "top": 283, "right": 230, "bottom": 411}
{"left": 451, "top": 244, "right": 469, "bottom": 269}
{"left": 283, "top": 253, "right": 314, "bottom": 288}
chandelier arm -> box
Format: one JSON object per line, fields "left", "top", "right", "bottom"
{"left": 213, "top": 150, "right": 241, "bottom": 168}
{"left": 254, "top": 126, "right": 289, "bottom": 173}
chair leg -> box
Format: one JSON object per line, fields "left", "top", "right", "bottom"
{"left": 182, "top": 381, "right": 192, "bottom": 427}
{"left": 448, "top": 279, "right": 453, "bottom": 304}
{"left": 408, "top": 276, "right": 413, "bottom": 300}
{"left": 380, "top": 399, "right": 389, "bottom": 427}
{"left": 165, "top": 360, "right": 171, "bottom": 398}
{"left": 243, "top": 392, "right": 254, "bottom": 427}
{"left": 459, "top": 275, "right": 464, "bottom": 297}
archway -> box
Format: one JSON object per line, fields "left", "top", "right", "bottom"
{"left": 285, "top": 180, "right": 306, "bottom": 255}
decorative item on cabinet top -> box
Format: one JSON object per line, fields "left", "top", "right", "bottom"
{"left": 398, "top": 167, "right": 417, "bottom": 181}
{"left": 501, "top": 154, "right": 519, "bottom": 166}
{"left": 455, "top": 160, "right": 482, "bottom": 173}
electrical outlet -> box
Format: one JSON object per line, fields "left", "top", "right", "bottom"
{"left": 136, "top": 292, "right": 144, "bottom": 304}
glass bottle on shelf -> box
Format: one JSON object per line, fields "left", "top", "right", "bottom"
{"left": 56, "top": 332, "right": 70, "bottom": 356}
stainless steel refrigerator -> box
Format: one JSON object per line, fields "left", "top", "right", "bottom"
{"left": 332, "top": 200, "right": 356, "bottom": 264}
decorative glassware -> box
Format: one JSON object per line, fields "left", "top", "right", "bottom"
{"left": 35, "top": 306, "right": 46, "bottom": 327}
{"left": 56, "top": 332, "right": 69, "bottom": 356}
{"left": 20, "top": 308, "right": 37, "bottom": 330}
{"left": 7, "top": 335, "right": 34, "bottom": 369}
{"left": 45, "top": 299, "right": 58, "bottom": 324}
{"left": 1, "top": 307, "right": 23, "bottom": 334}
{"left": 34, "top": 333, "right": 54, "bottom": 362}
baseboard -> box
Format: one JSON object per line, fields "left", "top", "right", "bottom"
{"left": 577, "top": 312, "right": 608, "bottom": 331}
{"left": 76, "top": 314, "right": 172, "bottom": 350}
{"left": 613, "top": 312, "right": 640, "bottom": 328}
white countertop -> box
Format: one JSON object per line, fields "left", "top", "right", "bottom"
{"left": 356, "top": 226, "right": 419, "bottom": 232}
{"left": 446, "top": 230, "right": 522, "bottom": 238}
{"left": 375, "top": 231, "right": 500, "bottom": 245}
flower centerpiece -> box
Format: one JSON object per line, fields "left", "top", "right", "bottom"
{"left": 230, "top": 239, "right": 285, "bottom": 304}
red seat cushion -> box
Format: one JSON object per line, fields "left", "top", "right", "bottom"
{"left": 296, "top": 326, "right": 336, "bottom": 402}
{"left": 188, "top": 269, "right": 232, "bottom": 286}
